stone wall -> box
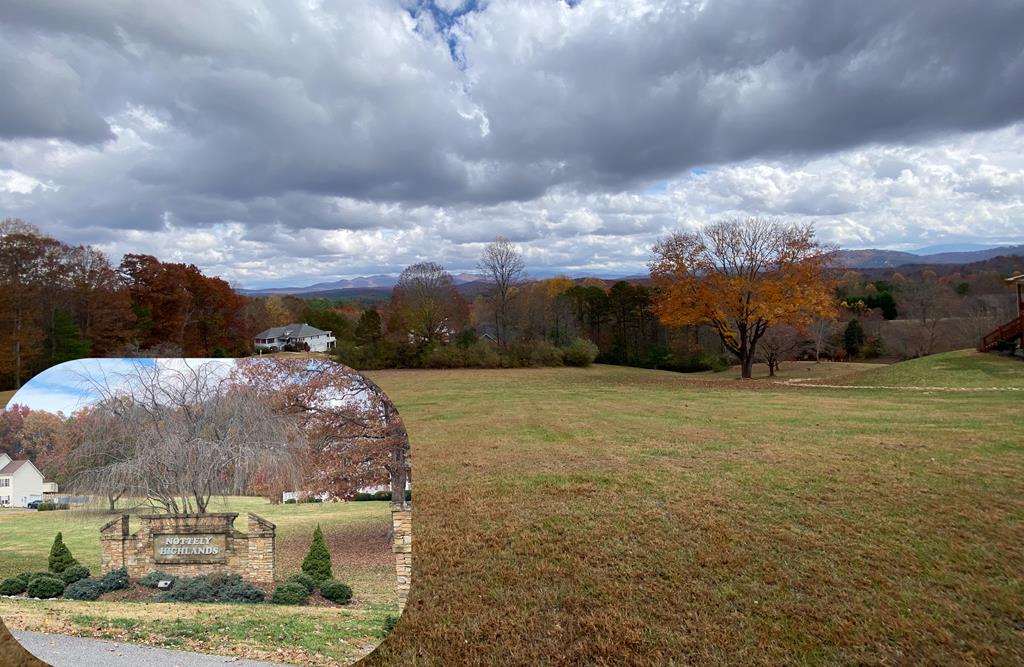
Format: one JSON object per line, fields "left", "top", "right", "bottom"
{"left": 100, "top": 512, "right": 276, "bottom": 584}
{"left": 391, "top": 501, "right": 412, "bottom": 612}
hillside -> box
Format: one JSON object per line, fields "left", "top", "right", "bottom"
{"left": 822, "top": 349, "right": 1024, "bottom": 388}
{"left": 838, "top": 244, "right": 1024, "bottom": 268}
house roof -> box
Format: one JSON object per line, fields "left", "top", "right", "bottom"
{"left": 254, "top": 323, "right": 331, "bottom": 339}
{"left": 0, "top": 459, "right": 30, "bottom": 475}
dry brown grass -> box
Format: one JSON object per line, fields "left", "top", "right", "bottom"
{"left": 365, "top": 361, "right": 1024, "bottom": 665}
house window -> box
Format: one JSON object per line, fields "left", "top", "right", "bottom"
{"left": 0, "top": 478, "right": 9, "bottom": 487}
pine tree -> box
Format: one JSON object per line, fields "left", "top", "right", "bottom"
{"left": 844, "top": 319, "right": 865, "bottom": 358}
{"left": 301, "top": 524, "right": 333, "bottom": 582}
{"left": 48, "top": 532, "right": 79, "bottom": 573}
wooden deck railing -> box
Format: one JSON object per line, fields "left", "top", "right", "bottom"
{"left": 979, "top": 315, "right": 1024, "bottom": 351}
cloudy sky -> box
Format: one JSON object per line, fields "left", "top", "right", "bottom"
{"left": 1, "top": 0, "right": 1023, "bottom": 287}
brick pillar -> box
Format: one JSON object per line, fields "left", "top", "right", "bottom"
{"left": 99, "top": 515, "right": 129, "bottom": 573}
{"left": 245, "top": 513, "right": 276, "bottom": 585}
{"left": 391, "top": 501, "right": 412, "bottom": 612}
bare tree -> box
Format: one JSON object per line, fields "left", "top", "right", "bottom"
{"left": 757, "top": 325, "right": 802, "bottom": 377}
{"left": 478, "top": 237, "right": 526, "bottom": 344}
{"left": 898, "top": 271, "right": 956, "bottom": 357}
{"left": 70, "top": 360, "right": 303, "bottom": 514}
{"left": 807, "top": 316, "right": 836, "bottom": 362}
{"left": 389, "top": 262, "right": 467, "bottom": 346}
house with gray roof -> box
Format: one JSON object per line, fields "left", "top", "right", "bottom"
{"left": 253, "top": 322, "right": 337, "bottom": 353}
{"left": 0, "top": 453, "right": 45, "bottom": 507}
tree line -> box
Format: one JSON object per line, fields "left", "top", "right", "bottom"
{"left": 4, "top": 217, "right": 1019, "bottom": 391}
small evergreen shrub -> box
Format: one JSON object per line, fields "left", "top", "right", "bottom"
{"left": 158, "top": 576, "right": 217, "bottom": 602}
{"left": 48, "top": 532, "right": 79, "bottom": 573}
{"left": 139, "top": 571, "right": 177, "bottom": 589}
{"left": 286, "top": 573, "right": 316, "bottom": 595}
{"left": 18, "top": 572, "right": 54, "bottom": 587}
{"left": 61, "top": 565, "right": 91, "bottom": 585}
{"left": 301, "top": 524, "right": 333, "bottom": 582}
{"left": 98, "top": 567, "right": 129, "bottom": 593}
{"left": 319, "top": 579, "right": 353, "bottom": 604}
{"left": 36, "top": 502, "right": 69, "bottom": 511}
{"left": 0, "top": 577, "right": 27, "bottom": 595}
{"left": 27, "top": 575, "right": 64, "bottom": 599}
{"left": 562, "top": 338, "right": 599, "bottom": 367}
{"left": 284, "top": 498, "right": 297, "bottom": 504}
{"left": 219, "top": 579, "right": 266, "bottom": 604}
{"left": 270, "top": 582, "right": 308, "bottom": 605}
{"left": 65, "top": 577, "right": 105, "bottom": 601}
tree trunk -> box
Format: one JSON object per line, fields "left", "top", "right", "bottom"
{"left": 740, "top": 354, "right": 754, "bottom": 379}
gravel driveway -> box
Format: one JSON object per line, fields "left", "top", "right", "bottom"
{"left": 11, "top": 630, "right": 294, "bottom": 667}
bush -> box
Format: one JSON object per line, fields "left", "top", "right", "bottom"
{"left": 0, "top": 577, "right": 26, "bottom": 595}
{"left": 157, "top": 573, "right": 264, "bottom": 604}
{"left": 98, "top": 567, "right": 129, "bottom": 593}
{"left": 283, "top": 498, "right": 297, "bottom": 504}
{"left": 65, "top": 577, "right": 105, "bottom": 601}
{"left": 301, "top": 524, "right": 333, "bottom": 582}
{"left": 61, "top": 565, "right": 91, "bottom": 585}
{"left": 26, "top": 575, "right": 64, "bottom": 599}
{"left": 319, "top": 579, "right": 353, "bottom": 605}
{"left": 48, "top": 532, "right": 79, "bottom": 573}
{"left": 138, "top": 571, "right": 176, "bottom": 589}
{"left": 562, "top": 338, "right": 599, "bottom": 367}
{"left": 16, "top": 572, "right": 52, "bottom": 586}
{"left": 219, "top": 579, "right": 266, "bottom": 604}
{"left": 286, "top": 573, "right": 316, "bottom": 595}
{"left": 270, "top": 582, "right": 308, "bottom": 605}
{"left": 36, "top": 502, "right": 69, "bottom": 511}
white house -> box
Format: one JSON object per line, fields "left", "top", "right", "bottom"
{"left": 0, "top": 453, "right": 45, "bottom": 507}
{"left": 254, "top": 323, "right": 336, "bottom": 353}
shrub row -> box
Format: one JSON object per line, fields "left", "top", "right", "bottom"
{"left": 157, "top": 573, "right": 265, "bottom": 604}
{"left": 270, "top": 576, "right": 352, "bottom": 605}
{"left": 65, "top": 567, "right": 129, "bottom": 601}
{"left": 336, "top": 337, "right": 599, "bottom": 370}
{"left": 36, "top": 502, "right": 70, "bottom": 511}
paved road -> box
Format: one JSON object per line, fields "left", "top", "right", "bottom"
{"left": 11, "top": 630, "right": 294, "bottom": 667}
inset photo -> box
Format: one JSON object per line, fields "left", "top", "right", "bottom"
{"left": 0, "top": 357, "right": 411, "bottom": 667}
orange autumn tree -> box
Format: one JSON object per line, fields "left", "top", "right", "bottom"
{"left": 235, "top": 357, "right": 410, "bottom": 503}
{"left": 650, "top": 217, "right": 837, "bottom": 379}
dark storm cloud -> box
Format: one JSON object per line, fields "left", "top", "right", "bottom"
{"left": 0, "top": 0, "right": 1022, "bottom": 284}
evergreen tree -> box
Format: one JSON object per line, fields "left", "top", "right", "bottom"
{"left": 301, "top": 524, "right": 333, "bottom": 582}
{"left": 355, "top": 309, "right": 383, "bottom": 345}
{"left": 48, "top": 532, "right": 79, "bottom": 573}
{"left": 844, "top": 319, "right": 865, "bottom": 358}
{"left": 47, "top": 309, "right": 92, "bottom": 365}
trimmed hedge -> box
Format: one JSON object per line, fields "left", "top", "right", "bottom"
{"left": 27, "top": 575, "right": 64, "bottom": 599}
{"left": 270, "top": 582, "right": 308, "bottom": 605}
{"left": 65, "top": 578, "right": 105, "bottom": 601}
{"left": 319, "top": 579, "right": 353, "bottom": 605}
{"left": 36, "top": 502, "right": 70, "bottom": 511}
{"left": 61, "top": 565, "right": 91, "bottom": 585}
{"left": 0, "top": 577, "right": 27, "bottom": 595}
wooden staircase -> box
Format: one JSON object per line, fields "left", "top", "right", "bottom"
{"left": 979, "top": 315, "right": 1024, "bottom": 352}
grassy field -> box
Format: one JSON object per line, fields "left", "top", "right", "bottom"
{"left": 0, "top": 497, "right": 398, "bottom": 665}
{"left": 3, "top": 351, "right": 1023, "bottom": 664}
{"left": 361, "top": 351, "right": 1022, "bottom": 665}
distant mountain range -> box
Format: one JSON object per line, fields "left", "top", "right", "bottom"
{"left": 240, "top": 244, "right": 1024, "bottom": 297}
{"left": 240, "top": 272, "right": 480, "bottom": 296}
{"left": 836, "top": 244, "right": 1024, "bottom": 268}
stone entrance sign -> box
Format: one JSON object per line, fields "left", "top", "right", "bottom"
{"left": 153, "top": 533, "right": 228, "bottom": 564}
{"left": 100, "top": 512, "right": 275, "bottom": 584}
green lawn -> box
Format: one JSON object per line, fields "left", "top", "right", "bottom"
{"left": 4, "top": 352, "right": 1024, "bottom": 665}
{"left": 362, "top": 353, "right": 1023, "bottom": 665}
{"left": 825, "top": 349, "right": 1024, "bottom": 388}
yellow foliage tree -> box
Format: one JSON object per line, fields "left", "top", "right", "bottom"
{"left": 649, "top": 217, "right": 837, "bottom": 378}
